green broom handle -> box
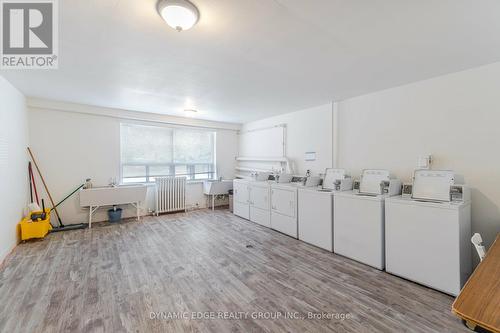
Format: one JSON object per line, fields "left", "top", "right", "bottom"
{"left": 51, "top": 184, "right": 85, "bottom": 212}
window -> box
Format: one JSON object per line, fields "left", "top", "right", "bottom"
{"left": 120, "top": 123, "right": 216, "bottom": 183}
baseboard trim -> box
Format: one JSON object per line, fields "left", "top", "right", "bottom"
{"left": 0, "top": 243, "right": 18, "bottom": 270}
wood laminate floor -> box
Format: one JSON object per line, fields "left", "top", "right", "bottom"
{"left": 0, "top": 209, "right": 467, "bottom": 333}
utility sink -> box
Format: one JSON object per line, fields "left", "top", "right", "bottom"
{"left": 79, "top": 184, "right": 147, "bottom": 207}
{"left": 203, "top": 179, "right": 233, "bottom": 195}
{"left": 79, "top": 184, "right": 148, "bottom": 228}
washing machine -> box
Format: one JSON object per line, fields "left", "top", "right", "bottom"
{"left": 298, "top": 169, "right": 353, "bottom": 251}
{"left": 385, "top": 170, "right": 472, "bottom": 296}
{"left": 334, "top": 169, "right": 401, "bottom": 269}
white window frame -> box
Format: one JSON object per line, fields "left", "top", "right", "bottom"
{"left": 120, "top": 122, "right": 216, "bottom": 184}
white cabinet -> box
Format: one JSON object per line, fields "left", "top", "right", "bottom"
{"left": 249, "top": 183, "right": 270, "bottom": 227}
{"left": 233, "top": 180, "right": 250, "bottom": 219}
{"left": 232, "top": 180, "right": 270, "bottom": 227}
{"left": 385, "top": 197, "right": 471, "bottom": 296}
{"left": 234, "top": 201, "right": 250, "bottom": 220}
{"left": 233, "top": 181, "right": 249, "bottom": 204}
{"left": 250, "top": 184, "right": 269, "bottom": 210}
{"left": 250, "top": 206, "right": 270, "bottom": 227}
{"left": 334, "top": 192, "right": 385, "bottom": 270}
{"left": 298, "top": 188, "right": 334, "bottom": 252}
{"left": 271, "top": 188, "right": 296, "bottom": 217}
{"left": 270, "top": 185, "right": 298, "bottom": 238}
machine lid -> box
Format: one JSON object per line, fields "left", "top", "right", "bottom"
{"left": 323, "top": 168, "right": 348, "bottom": 190}
{"left": 276, "top": 173, "right": 293, "bottom": 183}
{"left": 386, "top": 195, "right": 464, "bottom": 209}
{"left": 305, "top": 176, "right": 321, "bottom": 187}
{"left": 336, "top": 190, "right": 385, "bottom": 201}
{"left": 412, "top": 170, "right": 455, "bottom": 202}
{"left": 359, "top": 169, "right": 391, "bottom": 195}
{"left": 291, "top": 176, "right": 306, "bottom": 182}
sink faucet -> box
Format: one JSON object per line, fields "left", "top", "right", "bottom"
{"left": 109, "top": 177, "right": 118, "bottom": 187}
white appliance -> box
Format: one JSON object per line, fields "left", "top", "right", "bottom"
{"left": 385, "top": 170, "right": 471, "bottom": 296}
{"left": 233, "top": 179, "right": 251, "bottom": 219}
{"left": 270, "top": 176, "right": 307, "bottom": 238}
{"left": 233, "top": 178, "right": 271, "bottom": 227}
{"left": 298, "top": 169, "right": 353, "bottom": 251}
{"left": 334, "top": 169, "right": 401, "bottom": 269}
{"left": 323, "top": 168, "right": 354, "bottom": 192}
{"left": 249, "top": 181, "right": 271, "bottom": 227}
{"left": 276, "top": 173, "right": 293, "bottom": 183}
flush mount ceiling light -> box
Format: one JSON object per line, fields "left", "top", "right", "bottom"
{"left": 157, "top": 0, "right": 199, "bottom": 32}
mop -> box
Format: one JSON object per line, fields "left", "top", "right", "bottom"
{"left": 27, "top": 147, "right": 87, "bottom": 232}
{"left": 27, "top": 162, "right": 41, "bottom": 212}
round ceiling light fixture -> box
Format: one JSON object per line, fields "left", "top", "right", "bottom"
{"left": 157, "top": 0, "right": 199, "bottom": 32}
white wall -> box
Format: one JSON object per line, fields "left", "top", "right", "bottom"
{"left": 239, "top": 62, "right": 500, "bottom": 255}
{"left": 240, "top": 103, "right": 333, "bottom": 175}
{"left": 337, "top": 62, "right": 500, "bottom": 250}
{"left": 0, "top": 77, "right": 28, "bottom": 263}
{"left": 28, "top": 103, "right": 239, "bottom": 224}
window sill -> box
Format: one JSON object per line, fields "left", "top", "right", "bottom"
{"left": 187, "top": 180, "right": 206, "bottom": 185}
{"left": 120, "top": 179, "right": 214, "bottom": 186}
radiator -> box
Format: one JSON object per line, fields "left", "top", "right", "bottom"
{"left": 155, "top": 177, "right": 187, "bottom": 215}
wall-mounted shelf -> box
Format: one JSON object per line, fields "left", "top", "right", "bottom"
{"left": 234, "top": 173, "right": 251, "bottom": 179}
{"left": 236, "top": 124, "right": 290, "bottom": 178}
{"left": 234, "top": 156, "right": 292, "bottom": 179}
{"left": 236, "top": 156, "right": 288, "bottom": 162}
{"left": 235, "top": 166, "right": 273, "bottom": 173}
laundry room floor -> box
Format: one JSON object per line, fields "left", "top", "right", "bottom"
{"left": 0, "top": 209, "right": 467, "bottom": 333}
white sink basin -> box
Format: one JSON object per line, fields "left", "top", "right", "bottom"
{"left": 79, "top": 184, "right": 147, "bottom": 207}
{"left": 203, "top": 180, "right": 233, "bottom": 195}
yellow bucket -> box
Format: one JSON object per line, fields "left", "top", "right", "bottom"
{"left": 20, "top": 209, "right": 52, "bottom": 241}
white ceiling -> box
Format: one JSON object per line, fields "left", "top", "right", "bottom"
{"left": 3, "top": 0, "right": 500, "bottom": 123}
